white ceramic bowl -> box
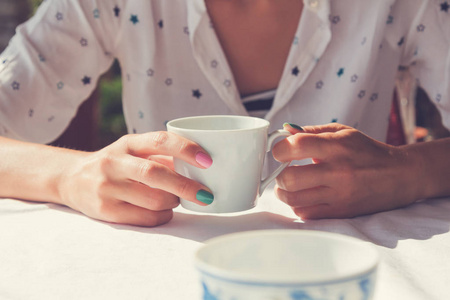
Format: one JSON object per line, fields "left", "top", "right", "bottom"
{"left": 195, "top": 230, "right": 379, "bottom": 300}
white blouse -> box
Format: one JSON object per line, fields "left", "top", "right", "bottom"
{"left": 0, "top": 0, "right": 449, "bottom": 146}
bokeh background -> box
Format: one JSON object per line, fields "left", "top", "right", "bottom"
{"left": 1, "top": 0, "right": 448, "bottom": 151}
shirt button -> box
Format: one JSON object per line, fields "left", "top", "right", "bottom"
{"left": 307, "top": 0, "right": 319, "bottom": 9}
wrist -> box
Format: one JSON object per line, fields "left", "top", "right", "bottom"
{"left": 55, "top": 148, "right": 91, "bottom": 209}
{"left": 397, "top": 143, "right": 427, "bottom": 202}
{"left": 400, "top": 138, "right": 450, "bottom": 201}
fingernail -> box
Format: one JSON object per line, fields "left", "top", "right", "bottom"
{"left": 196, "top": 189, "right": 214, "bottom": 205}
{"left": 283, "top": 123, "right": 303, "bottom": 131}
{"left": 196, "top": 152, "right": 213, "bottom": 168}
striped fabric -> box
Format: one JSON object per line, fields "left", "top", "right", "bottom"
{"left": 241, "top": 89, "right": 276, "bottom": 118}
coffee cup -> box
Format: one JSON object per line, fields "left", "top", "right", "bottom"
{"left": 195, "top": 230, "right": 379, "bottom": 300}
{"left": 166, "top": 115, "right": 291, "bottom": 213}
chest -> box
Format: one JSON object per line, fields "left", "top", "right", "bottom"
{"left": 205, "top": 1, "right": 303, "bottom": 96}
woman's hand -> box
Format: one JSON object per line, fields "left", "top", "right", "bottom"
{"left": 58, "top": 131, "right": 213, "bottom": 227}
{"left": 272, "top": 123, "right": 423, "bottom": 219}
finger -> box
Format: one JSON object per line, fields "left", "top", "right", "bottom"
{"left": 275, "top": 164, "right": 330, "bottom": 192}
{"left": 292, "top": 203, "right": 360, "bottom": 220}
{"left": 272, "top": 132, "right": 336, "bottom": 162}
{"left": 292, "top": 204, "right": 334, "bottom": 220}
{"left": 149, "top": 155, "right": 175, "bottom": 170}
{"left": 300, "top": 123, "right": 351, "bottom": 134}
{"left": 122, "top": 156, "right": 214, "bottom": 206}
{"left": 103, "top": 201, "right": 174, "bottom": 227}
{"left": 283, "top": 123, "right": 304, "bottom": 134}
{"left": 123, "top": 132, "right": 213, "bottom": 169}
{"left": 274, "top": 184, "right": 331, "bottom": 208}
{"left": 109, "top": 180, "right": 179, "bottom": 211}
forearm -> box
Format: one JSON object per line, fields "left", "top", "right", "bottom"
{"left": 403, "top": 137, "right": 450, "bottom": 200}
{"left": 0, "top": 136, "right": 87, "bottom": 204}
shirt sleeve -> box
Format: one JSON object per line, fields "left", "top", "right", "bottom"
{"left": 0, "top": 0, "right": 122, "bottom": 143}
{"left": 402, "top": 0, "right": 450, "bottom": 130}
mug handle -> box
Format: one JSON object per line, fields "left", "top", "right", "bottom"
{"left": 259, "top": 129, "right": 292, "bottom": 196}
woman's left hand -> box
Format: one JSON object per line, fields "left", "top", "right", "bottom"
{"left": 272, "top": 123, "right": 422, "bottom": 219}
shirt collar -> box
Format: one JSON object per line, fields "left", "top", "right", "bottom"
{"left": 267, "top": 0, "right": 332, "bottom": 120}
{"left": 186, "top": 0, "right": 207, "bottom": 36}
{"left": 303, "top": 0, "right": 331, "bottom": 23}
{"left": 186, "top": 0, "right": 248, "bottom": 115}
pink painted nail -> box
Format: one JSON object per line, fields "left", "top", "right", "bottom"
{"left": 196, "top": 152, "right": 213, "bottom": 168}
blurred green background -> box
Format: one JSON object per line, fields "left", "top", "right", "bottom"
{"left": 97, "top": 66, "right": 127, "bottom": 148}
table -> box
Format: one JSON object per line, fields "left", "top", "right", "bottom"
{"left": 0, "top": 187, "right": 449, "bottom": 299}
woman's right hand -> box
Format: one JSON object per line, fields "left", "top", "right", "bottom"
{"left": 58, "top": 131, "right": 213, "bottom": 227}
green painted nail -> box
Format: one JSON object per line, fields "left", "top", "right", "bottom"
{"left": 196, "top": 189, "right": 214, "bottom": 205}
{"left": 283, "top": 123, "right": 303, "bottom": 131}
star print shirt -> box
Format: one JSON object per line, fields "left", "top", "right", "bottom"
{"left": 0, "top": 0, "right": 449, "bottom": 147}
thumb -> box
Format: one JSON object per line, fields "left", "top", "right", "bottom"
{"left": 283, "top": 122, "right": 304, "bottom": 134}
{"left": 284, "top": 122, "right": 351, "bottom": 135}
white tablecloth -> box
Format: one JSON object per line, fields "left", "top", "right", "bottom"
{"left": 0, "top": 188, "right": 449, "bottom": 300}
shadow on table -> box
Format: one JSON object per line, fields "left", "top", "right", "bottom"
{"left": 41, "top": 196, "right": 450, "bottom": 249}
{"left": 155, "top": 210, "right": 302, "bottom": 243}
{"left": 109, "top": 197, "right": 450, "bottom": 249}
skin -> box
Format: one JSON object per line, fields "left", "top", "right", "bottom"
{"left": 274, "top": 124, "right": 450, "bottom": 219}
{"left": 0, "top": 133, "right": 212, "bottom": 227}
{"left": 205, "top": 0, "right": 302, "bottom": 96}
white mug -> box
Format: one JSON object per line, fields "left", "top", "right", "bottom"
{"left": 166, "top": 115, "right": 291, "bottom": 213}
